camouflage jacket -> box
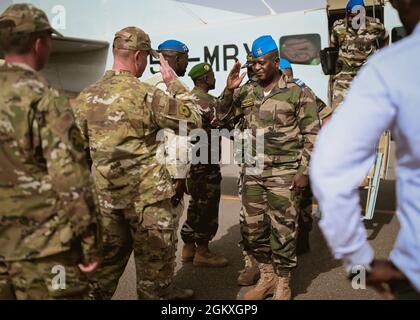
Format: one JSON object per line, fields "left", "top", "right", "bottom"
{"left": 73, "top": 70, "right": 201, "bottom": 211}
{"left": 217, "top": 74, "right": 320, "bottom": 176}
{"left": 145, "top": 72, "right": 193, "bottom": 179}
{"left": 0, "top": 63, "right": 101, "bottom": 263}
{"left": 331, "top": 16, "right": 388, "bottom": 75}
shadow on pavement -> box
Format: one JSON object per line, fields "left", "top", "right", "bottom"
{"left": 173, "top": 224, "right": 243, "bottom": 300}
{"left": 291, "top": 220, "right": 341, "bottom": 298}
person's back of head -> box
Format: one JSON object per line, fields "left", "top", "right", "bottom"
{"left": 112, "top": 26, "right": 158, "bottom": 78}
{"left": 391, "top": 0, "right": 420, "bottom": 35}
{"left": 0, "top": 3, "right": 63, "bottom": 71}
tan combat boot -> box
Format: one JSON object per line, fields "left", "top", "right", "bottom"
{"left": 193, "top": 243, "right": 228, "bottom": 267}
{"left": 237, "top": 255, "right": 260, "bottom": 286}
{"left": 181, "top": 243, "right": 196, "bottom": 262}
{"left": 243, "top": 263, "right": 278, "bottom": 300}
{"left": 272, "top": 273, "right": 292, "bottom": 300}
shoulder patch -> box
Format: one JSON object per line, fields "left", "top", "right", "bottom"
{"left": 293, "top": 78, "right": 306, "bottom": 88}
{"left": 179, "top": 105, "right": 192, "bottom": 118}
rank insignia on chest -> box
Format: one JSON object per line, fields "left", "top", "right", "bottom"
{"left": 241, "top": 98, "right": 254, "bottom": 108}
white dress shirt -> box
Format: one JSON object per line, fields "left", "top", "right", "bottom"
{"left": 310, "top": 24, "right": 420, "bottom": 292}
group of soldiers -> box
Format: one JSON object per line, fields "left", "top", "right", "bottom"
{"left": 0, "top": 0, "right": 387, "bottom": 300}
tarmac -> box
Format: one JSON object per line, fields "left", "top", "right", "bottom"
{"left": 112, "top": 163, "right": 399, "bottom": 300}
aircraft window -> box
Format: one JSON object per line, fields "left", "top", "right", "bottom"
{"left": 391, "top": 27, "right": 407, "bottom": 43}
{"left": 279, "top": 34, "right": 321, "bottom": 65}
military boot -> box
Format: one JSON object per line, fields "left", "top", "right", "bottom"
{"left": 243, "top": 263, "right": 277, "bottom": 300}
{"left": 161, "top": 285, "right": 195, "bottom": 300}
{"left": 181, "top": 243, "right": 196, "bottom": 262}
{"left": 193, "top": 243, "right": 228, "bottom": 267}
{"left": 272, "top": 273, "right": 292, "bottom": 300}
{"left": 237, "top": 255, "right": 260, "bottom": 286}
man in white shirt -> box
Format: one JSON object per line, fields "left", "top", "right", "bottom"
{"left": 311, "top": 0, "right": 420, "bottom": 299}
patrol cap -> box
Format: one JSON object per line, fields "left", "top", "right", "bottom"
{"left": 188, "top": 62, "right": 213, "bottom": 80}
{"left": 251, "top": 35, "right": 278, "bottom": 58}
{"left": 241, "top": 54, "right": 255, "bottom": 69}
{"left": 158, "top": 40, "right": 189, "bottom": 54}
{"left": 113, "top": 26, "right": 158, "bottom": 58}
{"left": 280, "top": 58, "right": 292, "bottom": 70}
{"left": 0, "top": 3, "right": 63, "bottom": 37}
{"left": 346, "top": 0, "right": 365, "bottom": 10}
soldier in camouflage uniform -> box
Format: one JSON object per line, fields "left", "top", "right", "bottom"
{"left": 0, "top": 4, "right": 101, "bottom": 300}
{"left": 73, "top": 27, "right": 202, "bottom": 300}
{"left": 217, "top": 36, "right": 320, "bottom": 300}
{"left": 179, "top": 62, "right": 229, "bottom": 268}
{"left": 331, "top": 0, "right": 389, "bottom": 110}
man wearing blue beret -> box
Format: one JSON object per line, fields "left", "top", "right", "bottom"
{"left": 216, "top": 35, "right": 320, "bottom": 300}
{"left": 145, "top": 39, "right": 192, "bottom": 243}
{"left": 330, "top": 0, "right": 389, "bottom": 110}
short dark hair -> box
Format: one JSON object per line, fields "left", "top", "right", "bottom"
{"left": 0, "top": 31, "right": 50, "bottom": 55}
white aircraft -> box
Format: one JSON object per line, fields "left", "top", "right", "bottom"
{"left": 1, "top": 0, "right": 404, "bottom": 218}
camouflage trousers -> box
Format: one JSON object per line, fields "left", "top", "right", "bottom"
{"left": 0, "top": 251, "right": 93, "bottom": 300}
{"left": 88, "top": 198, "right": 183, "bottom": 300}
{"left": 181, "top": 165, "right": 222, "bottom": 245}
{"left": 240, "top": 170, "right": 302, "bottom": 275}
{"left": 332, "top": 72, "right": 355, "bottom": 110}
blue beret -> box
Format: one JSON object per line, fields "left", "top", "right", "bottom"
{"left": 158, "top": 39, "right": 189, "bottom": 53}
{"left": 280, "top": 58, "right": 292, "bottom": 70}
{"left": 252, "top": 35, "right": 278, "bottom": 58}
{"left": 346, "top": 0, "right": 365, "bottom": 10}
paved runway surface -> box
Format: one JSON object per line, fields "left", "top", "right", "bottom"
{"left": 112, "top": 165, "right": 398, "bottom": 300}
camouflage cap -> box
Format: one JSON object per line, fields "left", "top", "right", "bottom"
{"left": 188, "top": 62, "right": 213, "bottom": 80}
{"left": 113, "top": 26, "right": 158, "bottom": 58}
{"left": 0, "top": 3, "right": 63, "bottom": 37}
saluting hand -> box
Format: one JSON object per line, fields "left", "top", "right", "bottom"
{"left": 226, "top": 61, "right": 246, "bottom": 91}
{"left": 160, "top": 53, "right": 177, "bottom": 86}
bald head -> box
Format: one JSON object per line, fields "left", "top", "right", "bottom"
{"left": 112, "top": 45, "right": 149, "bottom": 78}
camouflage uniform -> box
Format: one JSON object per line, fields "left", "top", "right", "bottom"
{"left": 145, "top": 73, "right": 192, "bottom": 181}
{"left": 217, "top": 74, "right": 320, "bottom": 275}
{"left": 180, "top": 87, "right": 222, "bottom": 245}
{"left": 0, "top": 4, "right": 100, "bottom": 300}
{"left": 144, "top": 73, "right": 192, "bottom": 222}
{"left": 74, "top": 29, "right": 201, "bottom": 298}
{"left": 293, "top": 79, "right": 330, "bottom": 241}
{"left": 331, "top": 16, "right": 388, "bottom": 110}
